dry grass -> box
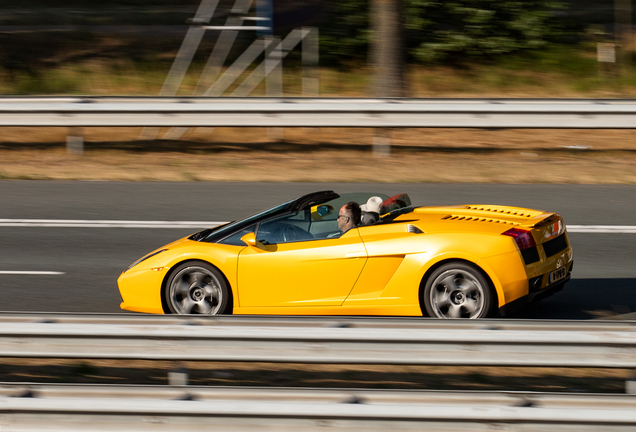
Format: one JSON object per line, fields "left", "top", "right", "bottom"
{"left": 0, "top": 358, "right": 632, "bottom": 393}
{"left": 1, "top": 127, "right": 635, "bottom": 183}
{"left": 3, "top": 148, "right": 636, "bottom": 184}
{"left": 3, "top": 59, "right": 636, "bottom": 98}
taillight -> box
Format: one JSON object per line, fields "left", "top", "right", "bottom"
{"left": 502, "top": 228, "right": 536, "bottom": 250}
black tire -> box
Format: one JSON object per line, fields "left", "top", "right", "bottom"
{"left": 423, "top": 262, "right": 495, "bottom": 319}
{"left": 164, "top": 261, "right": 230, "bottom": 315}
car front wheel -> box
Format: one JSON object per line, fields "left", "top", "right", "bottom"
{"left": 165, "top": 261, "right": 230, "bottom": 315}
{"left": 423, "top": 262, "right": 495, "bottom": 319}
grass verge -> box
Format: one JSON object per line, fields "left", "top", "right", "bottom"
{"left": 0, "top": 127, "right": 635, "bottom": 183}
{"left": 0, "top": 359, "right": 632, "bottom": 393}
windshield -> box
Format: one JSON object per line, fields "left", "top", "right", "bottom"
{"left": 191, "top": 191, "right": 413, "bottom": 244}
{"left": 194, "top": 199, "right": 294, "bottom": 243}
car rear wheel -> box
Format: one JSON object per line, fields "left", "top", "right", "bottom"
{"left": 423, "top": 262, "right": 495, "bottom": 319}
{"left": 165, "top": 261, "right": 230, "bottom": 315}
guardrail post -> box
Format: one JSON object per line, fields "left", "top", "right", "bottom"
{"left": 66, "top": 127, "right": 84, "bottom": 155}
{"left": 373, "top": 129, "right": 391, "bottom": 157}
{"left": 168, "top": 367, "right": 189, "bottom": 386}
{"left": 627, "top": 370, "right": 636, "bottom": 394}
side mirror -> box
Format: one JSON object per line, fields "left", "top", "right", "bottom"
{"left": 311, "top": 204, "right": 334, "bottom": 221}
{"left": 241, "top": 232, "right": 258, "bottom": 247}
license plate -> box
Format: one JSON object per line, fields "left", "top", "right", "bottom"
{"left": 549, "top": 266, "right": 566, "bottom": 284}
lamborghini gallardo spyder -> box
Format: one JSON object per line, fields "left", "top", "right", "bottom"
{"left": 118, "top": 191, "right": 573, "bottom": 318}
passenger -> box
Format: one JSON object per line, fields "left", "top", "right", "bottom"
{"left": 337, "top": 201, "right": 362, "bottom": 234}
{"left": 360, "top": 196, "right": 383, "bottom": 225}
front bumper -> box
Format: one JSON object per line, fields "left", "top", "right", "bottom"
{"left": 118, "top": 267, "right": 167, "bottom": 314}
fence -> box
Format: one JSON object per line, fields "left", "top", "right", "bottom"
{"left": 1, "top": 313, "right": 635, "bottom": 367}
{"left": 1, "top": 383, "right": 635, "bottom": 431}
{"left": 1, "top": 97, "right": 636, "bottom": 128}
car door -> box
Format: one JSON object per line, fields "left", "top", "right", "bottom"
{"left": 237, "top": 212, "right": 367, "bottom": 307}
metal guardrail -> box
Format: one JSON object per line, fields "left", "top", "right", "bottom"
{"left": 1, "top": 97, "right": 636, "bottom": 128}
{"left": 1, "top": 313, "right": 635, "bottom": 367}
{"left": 1, "top": 383, "right": 636, "bottom": 431}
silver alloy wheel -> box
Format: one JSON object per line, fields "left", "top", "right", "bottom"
{"left": 168, "top": 265, "right": 223, "bottom": 314}
{"left": 428, "top": 268, "right": 486, "bottom": 319}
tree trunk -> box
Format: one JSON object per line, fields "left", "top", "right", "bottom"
{"left": 370, "top": 0, "right": 406, "bottom": 97}
{"left": 615, "top": 0, "right": 632, "bottom": 71}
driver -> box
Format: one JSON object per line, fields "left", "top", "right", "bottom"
{"left": 337, "top": 201, "right": 362, "bottom": 234}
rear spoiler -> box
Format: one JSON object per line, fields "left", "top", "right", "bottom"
{"left": 530, "top": 213, "right": 559, "bottom": 228}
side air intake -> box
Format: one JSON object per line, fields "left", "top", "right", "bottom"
{"left": 407, "top": 225, "right": 424, "bottom": 234}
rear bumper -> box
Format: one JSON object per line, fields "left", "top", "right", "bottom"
{"left": 498, "top": 264, "right": 572, "bottom": 317}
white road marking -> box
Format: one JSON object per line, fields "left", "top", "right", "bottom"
{"left": 0, "top": 271, "right": 65, "bottom": 275}
{"left": 0, "top": 219, "right": 228, "bottom": 228}
{"left": 0, "top": 220, "right": 634, "bottom": 232}
{"left": 567, "top": 225, "right": 636, "bottom": 233}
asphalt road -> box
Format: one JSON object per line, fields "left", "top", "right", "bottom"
{"left": 1, "top": 180, "right": 635, "bottom": 319}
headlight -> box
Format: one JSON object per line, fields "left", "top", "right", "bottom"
{"left": 125, "top": 249, "right": 168, "bottom": 272}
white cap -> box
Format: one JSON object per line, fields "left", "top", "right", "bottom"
{"left": 361, "top": 196, "right": 383, "bottom": 214}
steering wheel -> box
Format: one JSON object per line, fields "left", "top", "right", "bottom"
{"left": 282, "top": 224, "right": 313, "bottom": 242}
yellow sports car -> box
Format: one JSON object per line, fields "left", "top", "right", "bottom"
{"left": 118, "top": 191, "right": 573, "bottom": 319}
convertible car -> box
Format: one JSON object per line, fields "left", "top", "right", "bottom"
{"left": 118, "top": 191, "right": 573, "bottom": 319}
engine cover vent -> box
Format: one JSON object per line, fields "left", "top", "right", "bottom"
{"left": 442, "top": 215, "right": 520, "bottom": 226}
{"left": 464, "top": 206, "right": 538, "bottom": 218}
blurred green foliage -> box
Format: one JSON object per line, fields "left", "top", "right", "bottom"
{"left": 321, "top": 0, "right": 566, "bottom": 66}
{"left": 0, "top": 0, "right": 635, "bottom": 96}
